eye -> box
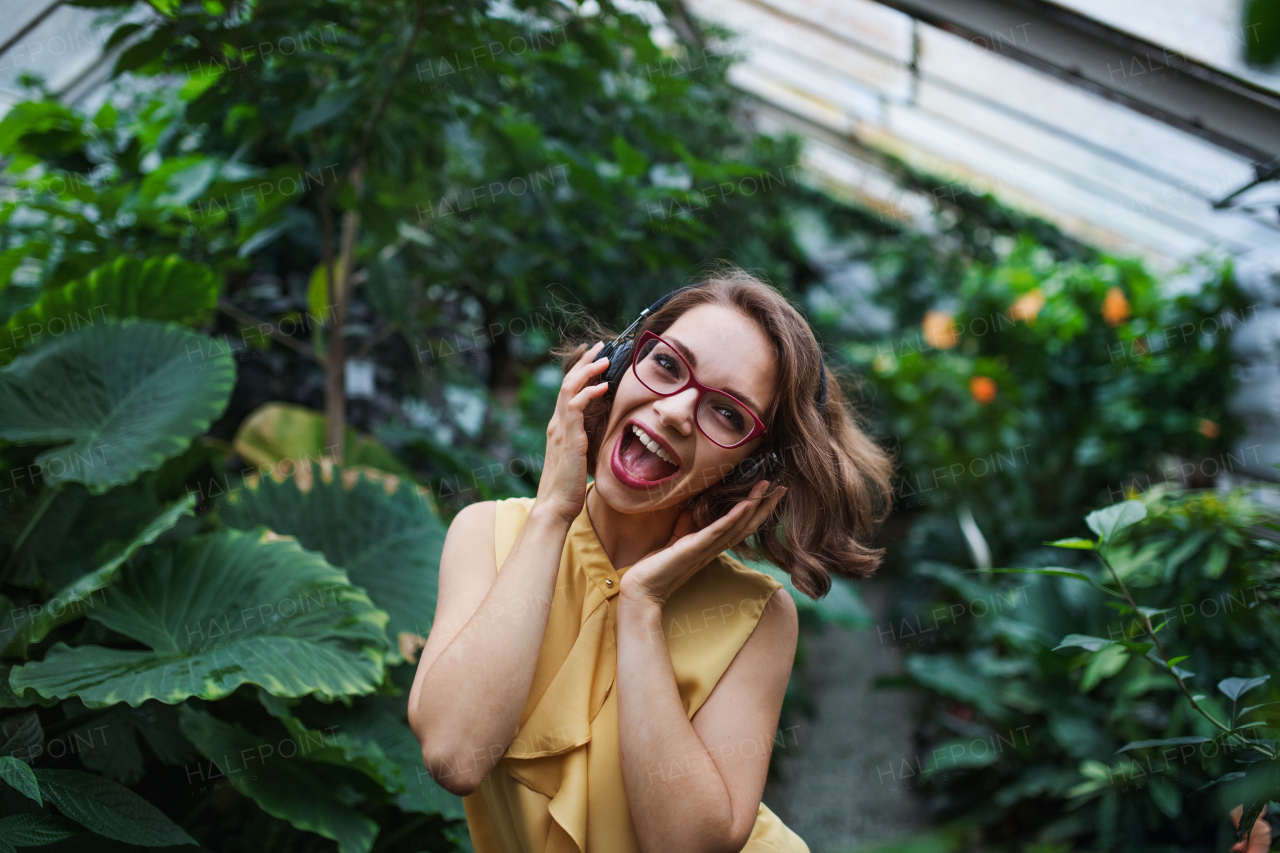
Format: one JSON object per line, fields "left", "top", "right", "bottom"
{"left": 654, "top": 353, "right": 681, "bottom": 377}
{"left": 715, "top": 405, "right": 745, "bottom": 431}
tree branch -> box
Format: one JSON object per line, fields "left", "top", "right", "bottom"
{"left": 1098, "top": 550, "right": 1235, "bottom": 735}
{"left": 217, "top": 298, "right": 322, "bottom": 364}
{"left": 353, "top": 5, "right": 429, "bottom": 165}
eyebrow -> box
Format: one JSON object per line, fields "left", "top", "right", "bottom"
{"left": 665, "top": 335, "right": 765, "bottom": 417}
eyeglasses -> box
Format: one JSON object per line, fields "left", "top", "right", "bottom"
{"left": 630, "top": 329, "right": 767, "bottom": 448}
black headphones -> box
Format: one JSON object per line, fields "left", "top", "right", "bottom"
{"left": 593, "top": 284, "right": 828, "bottom": 486}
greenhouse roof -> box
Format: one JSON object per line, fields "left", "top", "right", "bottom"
{"left": 3, "top": 0, "right": 1278, "bottom": 269}
{"left": 688, "top": 0, "right": 1280, "bottom": 268}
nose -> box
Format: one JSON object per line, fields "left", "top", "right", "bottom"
{"left": 652, "top": 387, "right": 698, "bottom": 438}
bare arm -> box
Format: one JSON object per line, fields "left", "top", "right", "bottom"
{"left": 407, "top": 500, "right": 572, "bottom": 795}
{"left": 408, "top": 340, "right": 613, "bottom": 796}
{"left": 616, "top": 586, "right": 799, "bottom": 853}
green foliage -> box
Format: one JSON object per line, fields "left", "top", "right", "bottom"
{"left": 1245, "top": 0, "right": 1280, "bottom": 67}
{"left": 0, "top": 255, "right": 218, "bottom": 364}
{"left": 179, "top": 706, "right": 379, "bottom": 853}
{"left": 0, "top": 0, "right": 1253, "bottom": 849}
{"left": 220, "top": 462, "right": 446, "bottom": 662}
{"left": 0, "top": 0, "right": 827, "bottom": 849}
{"left": 0, "top": 756, "right": 40, "bottom": 804}
{"left": 890, "top": 488, "right": 1280, "bottom": 850}
{"left": 34, "top": 768, "right": 196, "bottom": 846}
{"left": 0, "top": 813, "right": 82, "bottom": 850}
{"left": 849, "top": 239, "right": 1243, "bottom": 555}
{"left": 0, "top": 320, "right": 236, "bottom": 493}
{"left": 9, "top": 528, "right": 390, "bottom": 707}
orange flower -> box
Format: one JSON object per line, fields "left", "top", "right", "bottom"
{"left": 1008, "top": 289, "right": 1045, "bottom": 323}
{"left": 1102, "top": 287, "right": 1130, "bottom": 326}
{"left": 970, "top": 375, "right": 996, "bottom": 405}
{"left": 1230, "top": 804, "right": 1270, "bottom": 853}
{"left": 1198, "top": 419, "right": 1220, "bottom": 439}
{"left": 922, "top": 310, "right": 960, "bottom": 349}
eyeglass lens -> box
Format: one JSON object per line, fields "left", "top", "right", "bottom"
{"left": 635, "top": 338, "right": 755, "bottom": 446}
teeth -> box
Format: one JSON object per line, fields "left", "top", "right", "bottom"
{"left": 631, "top": 425, "right": 677, "bottom": 467}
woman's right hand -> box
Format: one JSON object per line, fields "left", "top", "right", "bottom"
{"left": 536, "top": 341, "right": 612, "bottom": 526}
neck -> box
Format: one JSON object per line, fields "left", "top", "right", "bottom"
{"left": 585, "top": 481, "right": 688, "bottom": 571}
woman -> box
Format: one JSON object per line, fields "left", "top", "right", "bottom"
{"left": 408, "top": 266, "right": 892, "bottom": 853}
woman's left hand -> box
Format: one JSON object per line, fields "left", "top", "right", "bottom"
{"left": 619, "top": 480, "right": 787, "bottom": 608}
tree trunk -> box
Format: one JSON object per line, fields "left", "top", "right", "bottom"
{"left": 324, "top": 161, "right": 366, "bottom": 462}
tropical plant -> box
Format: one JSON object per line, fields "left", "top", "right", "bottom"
{"left": 0, "top": 253, "right": 467, "bottom": 850}
{"left": 844, "top": 237, "right": 1245, "bottom": 558}
{"left": 0, "top": 0, "right": 865, "bottom": 848}
{"left": 883, "top": 488, "right": 1280, "bottom": 852}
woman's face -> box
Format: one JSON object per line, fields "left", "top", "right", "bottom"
{"left": 593, "top": 303, "right": 778, "bottom": 512}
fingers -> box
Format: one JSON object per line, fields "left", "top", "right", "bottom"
{"left": 715, "top": 480, "right": 785, "bottom": 552}
{"left": 569, "top": 379, "right": 610, "bottom": 410}
{"left": 682, "top": 482, "right": 763, "bottom": 559}
{"left": 563, "top": 342, "right": 609, "bottom": 395}
{"left": 742, "top": 486, "right": 786, "bottom": 540}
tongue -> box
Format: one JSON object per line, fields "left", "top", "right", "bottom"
{"left": 621, "top": 433, "right": 678, "bottom": 481}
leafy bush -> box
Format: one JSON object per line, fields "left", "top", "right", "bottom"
{"left": 845, "top": 237, "right": 1246, "bottom": 556}
{"left": 0, "top": 273, "right": 463, "bottom": 850}
{"left": 0, "top": 1, "right": 858, "bottom": 849}
{"left": 882, "top": 489, "right": 1280, "bottom": 852}
{"left": 0, "top": 1, "right": 1262, "bottom": 851}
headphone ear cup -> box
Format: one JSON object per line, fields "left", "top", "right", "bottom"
{"left": 605, "top": 340, "right": 633, "bottom": 385}
{"left": 722, "top": 449, "right": 784, "bottom": 486}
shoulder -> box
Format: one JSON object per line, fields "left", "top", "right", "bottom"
{"left": 446, "top": 500, "right": 497, "bottom": 542}
{"left": 445, "top": 496, "right": 535, "bottom": 538}
{"left": 731, "top": 584, "right": 798, "bottom": 692}
{"left": 714, "top": 554, "right": 797, "bottom": 642}
{"left": 446, "top": 496, "right": 543, "bottom": 573}
{"left": 711, "top": 552, "right": 787, "bottom": 603}
{"left": 438, "top": 501, "right": 498, "bottom": 577}
{"left": 756, "top": 586, "right": 798, "bottom": 642}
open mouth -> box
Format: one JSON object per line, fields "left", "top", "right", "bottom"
{"left": 613, "top": 424, "right": 681, "bottom": 484}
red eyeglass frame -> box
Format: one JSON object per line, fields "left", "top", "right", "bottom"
{"left": 630, "top": 329, "right": 768, "bottom": 449}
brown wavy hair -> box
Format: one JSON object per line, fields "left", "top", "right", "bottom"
{"left": 549, "top": 264, "right": 894, "bottom": 599}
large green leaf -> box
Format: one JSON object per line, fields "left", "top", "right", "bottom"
{"left": 259, "top": 692, "right": 465, "bottom": 819}
{"left": 0, "top": 319, "right": 235, "bottom": 493}
{"left": 178, "top": 706, "right": 378, "bottom": 853}
{"left": 230, "top": 402, "right": 414, "bottom": 478}
{"left": 34, "top": 768, "right": 195, "bottom": 847}
{"left": 0, "top": 256, "right": 218, "bottom": 364}
{"left": 258, "top": 691, "right": 403, "bottom": 791}
{"left": 8, "top": 529, "right": 388, "bottom": 707}
{"left": 222, "top": 461, "right": 445, "bottom": 661}
{"left": 5, "top": 495, "right": 197, "bottom": 652}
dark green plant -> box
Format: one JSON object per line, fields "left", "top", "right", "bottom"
{"left": 0, "top": 1, "right": 859, "bottom": 849}
{"left": 888, "top": 488, "right": 1280, "bottom": 852}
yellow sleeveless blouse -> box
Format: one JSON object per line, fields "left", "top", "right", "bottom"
{"left": 462, "top": 481, "right": 811, "bottom": 853}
